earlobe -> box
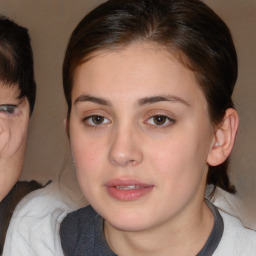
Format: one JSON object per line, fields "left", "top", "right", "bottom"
{"left": 207, "top": 108, "right": 239, "bottom": 166}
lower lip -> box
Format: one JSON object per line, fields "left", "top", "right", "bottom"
{"left": 106, "top": 186, "right": 154, "bottom": 201}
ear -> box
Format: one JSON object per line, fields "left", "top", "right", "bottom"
{"left": 207, "top": 108, "right": 239, "bottom": 166}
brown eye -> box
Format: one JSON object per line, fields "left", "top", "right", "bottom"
{"left": 83, "top": 115, "right": 111, "bottom": 126}
{"left": 92, "top": 115, "right": 105, "bottom": 124}
{"left": 153, "top": 115, "right": 168, "bottom": 125}
{"left": 146, "top": 114, "right": 175, "bottom": 127}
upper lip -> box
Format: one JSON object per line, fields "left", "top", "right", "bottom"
{"left": 105, "top": 178, "right": 154, "bottom": 188}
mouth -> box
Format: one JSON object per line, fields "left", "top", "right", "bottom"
{"left": 115, "top": 185, "right": 148, "bottom": 190}
{"left": 105, "top": 179, "right": 154, "bottom": 201}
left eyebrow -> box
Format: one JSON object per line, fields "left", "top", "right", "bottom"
{"left": 138, "top": 95, "right": 190, "bottom": 107}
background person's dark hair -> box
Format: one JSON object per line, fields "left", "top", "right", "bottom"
{"left": 0, "top": 16, "right": 36, "bottom": 115}
{"left": 63, "top": 0, "right": 238, "bottom": 195}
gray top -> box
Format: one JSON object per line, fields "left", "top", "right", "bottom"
{"left": 60, "top": 200, "right": 223, "bottom": 256}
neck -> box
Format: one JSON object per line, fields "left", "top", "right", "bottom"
{"left": 104, "top": 200, "right": 214, "bottom": 256}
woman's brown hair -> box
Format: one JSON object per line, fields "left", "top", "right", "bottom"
{"left": 63, "top": 0, "right": 238, "bottom": 195}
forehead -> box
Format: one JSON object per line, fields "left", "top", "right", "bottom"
{"left": 72, "top": 43, "right": 205, "bottom": 103}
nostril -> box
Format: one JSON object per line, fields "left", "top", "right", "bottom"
{"left": 110, "top": 157, "right": 138, "bottom": 167}
{"left": 108, "top": 130, "right": 143, "bottom": 167}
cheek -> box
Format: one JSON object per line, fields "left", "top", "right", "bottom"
{"left": 70, "top": 130, "right": 108, "bottom": 202}
{"left": 149, "top": 139, "right": 194, "bottom": 180}
{"left": 70, "top": 125, "right": 108, "bottom": 183}
{"left": 71, "top": 133, "right": 105, "bottom": 164}
{"left": 147, "top": 137, "right": 209, "bottom": 214}
{"left": 0, "top": 119, "right": 10, "bottom": 154}
{"left": 0, "top": 118, "right": 28, "bottom": 159}
{"left": 147, "top": 127, "right": 211, "bottom": 185}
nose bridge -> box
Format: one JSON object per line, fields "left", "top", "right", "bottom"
{"left": 108, "top": 121, "right": 143, "bottom": 167}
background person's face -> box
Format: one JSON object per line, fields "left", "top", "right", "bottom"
{"left": 0, "top": 83, "right": 30, "bottom": 201}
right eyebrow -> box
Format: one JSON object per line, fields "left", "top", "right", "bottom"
{"left": 74, "top": 94, "right": 111, "bottom": 106}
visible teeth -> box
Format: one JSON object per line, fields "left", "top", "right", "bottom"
{"left": 116, "top": 185, "right": 142, "bottom": 190}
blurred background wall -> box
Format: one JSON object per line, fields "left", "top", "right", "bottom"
{"left": 0, "top": 1, "right": 255, "bottom": 213}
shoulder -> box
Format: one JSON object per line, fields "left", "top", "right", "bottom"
{"left": 60, "top": 204, "right": 98, "bottom": 236}
{"left": 214, "top": 209, "right": 256, "bottom": 256}
{"left": 7, "top": 181, "right": 78, "bottom": 226}
{"left": 3, "top": 182, "right": 83, "bottom": 256}
{"left": 60, "top": 206, "right": 113, "bottom": 256}
{"left": 62, "top": 204, "right": 98, "bottom": 224}
{"left": 210, "top": 186, "right": 256, "bottom": 230}
{"left": 60, "top": 205, "right": 99, "bottom": 255}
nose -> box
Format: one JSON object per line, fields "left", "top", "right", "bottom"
{"left": 108, "top": 127, "right": 143, "bottom": 167}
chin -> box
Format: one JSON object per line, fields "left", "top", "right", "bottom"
{"left": 107, "top": 219, "right": 151, "bottom": 232}
{"left": 103, "top": 207, "right": 154, "bottom": 232}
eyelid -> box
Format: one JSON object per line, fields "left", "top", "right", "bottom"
{"left": 0, "top": 104, "right": 17, "bottom": 114}
{"left": 146, "top": 115, "right": 175, "bottom": 125}
{"left": 144, "top": 111, "right": 176, "bottom": 128}
{"left": 82, "top": 114, "right": 112, "bottom": 127}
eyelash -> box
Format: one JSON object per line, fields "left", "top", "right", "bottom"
{"left": 145, "top": 114, "right": 175, "bottom": 128}
{"left": 0, "top": 104, "right": 17, "bottom": 114}
{"left": 83, "top": 115, "right": 111, "bottom": 127}
{"left": 82, "top": 114, "right": 175, "bottom": 129}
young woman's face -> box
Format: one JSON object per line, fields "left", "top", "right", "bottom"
{"left": 69, "top": 43, "right": 215, "bottom": 232}
{"left": 0, "top": 84, "right": 30, "bottom": 200}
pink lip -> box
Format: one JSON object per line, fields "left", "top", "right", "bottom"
{"left": 105, "top": 179, "right": 154, "bottom": 201}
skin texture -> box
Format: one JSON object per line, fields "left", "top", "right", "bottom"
{"left": 0, "top": 83, "right": 29, "bottom": 201}
{"left": 68, "top": 43, "right": 238, "bottom": 255}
